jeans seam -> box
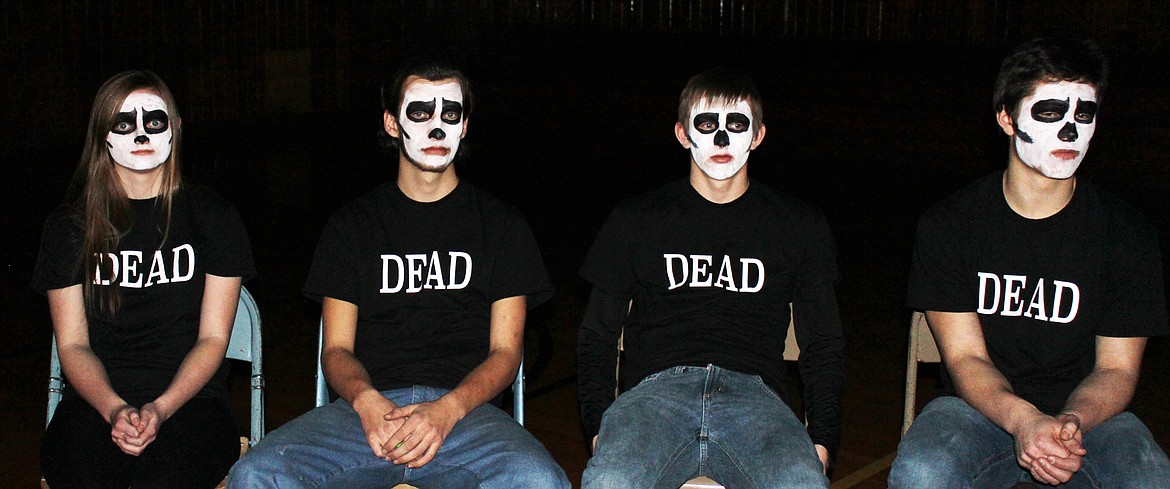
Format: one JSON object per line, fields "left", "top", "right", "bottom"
{"left": 971, "top": 445, "right": 1018, "bottom": 485}
{"left": 1076, "top": 457, "right": 1103, "bottom": 489}
{"left": 708, "top": 437, "right": 763, "bottom": 489}
{"left": 753, "top": 375, "right": 784, "bottom": 403}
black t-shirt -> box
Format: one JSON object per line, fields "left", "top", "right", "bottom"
{"left": 908, "top": 172, "right": 1168, "bottom": 413}
{"left": 31, "top": 185, "right": 256, "bottom": 403}
{"left": 303, "top": 181, "right": 553, "bottom": 392}
{"left": 579, "top": 179, "right": 844, "bottom": 454}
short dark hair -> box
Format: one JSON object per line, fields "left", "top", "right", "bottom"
{"left": 678, "top": 67, "right": 763, "bottom": 138}
{"left": 379, "top": 56, "right": 473, "bottom": 149}
{"left": 993, "top": 37, "right": 1108, "bottom": 118}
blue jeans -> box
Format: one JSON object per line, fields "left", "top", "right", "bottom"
{"left": 227, "top": 386, "right": 569, "bottom": 488}
{"left": 583, "top": 365, "right": 829, "bottom": 489}
{"left": 890, "top": 396, "right": 1170, "bottom": 489}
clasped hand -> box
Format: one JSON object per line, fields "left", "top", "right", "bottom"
{"left": 108, "top": 402, "right": 168, "bottom": 456}
{"left": 1014, "top": 413, "right": 1086, "bottom": 485}
{"left": 359, "top": 396, "right": 461, "bottom": 469}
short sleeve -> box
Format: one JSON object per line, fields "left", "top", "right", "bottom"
{"left": 1097, "top": 216, "right": 1168, "bottom": 337}
{"left": 30, "top": 209, "right": 84, "bottom": 292}
{"left": 907, "top": 206, "right": 973, "bottom": 312}
{"left": 198, "top": 200, "right": 256, "bottom": 280}
{"left": 304, "top": 218, "right": 360, "bottom": 304}
{"left": 488, "top": 216, "right": 553, "bottom": 308}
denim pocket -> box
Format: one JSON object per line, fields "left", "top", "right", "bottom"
{"left": 753, "top": 375, "right": 784, "bottom": 402}
{"left": 636, "top": 371, "right": 663, "bottom": 385}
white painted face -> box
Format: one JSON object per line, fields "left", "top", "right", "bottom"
{"left": 106, "top": 92, "right": 173, "bottom": 171}
{"left": 687, "top": 98, "right": 755, "bottom": 181}
{"left": 1013, "top": 82, "right": 1098, "bottom": 179}
{"left": 397, "top": 79, "right": 465, "bottom": 171}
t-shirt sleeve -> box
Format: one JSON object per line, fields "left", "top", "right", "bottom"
{"left": 488, "top": 215, "right": 553, "bottom": 308}
{"left": 198, "top": 199, "right": 256, "bottom": 280}
{"left": 580, "top": 206, "right": 637, "bottom": 298}
{"left": 303, "top": 217, "right": 360, "bottom": 305}
{"left": 1097, "top": 215, "right": 1169, "bottom": 337}
{"left": 907, "top": 206, "right": 972, "bottom": 312}
{"left": 30, "top": 209, "right": 84, "bottom": 292}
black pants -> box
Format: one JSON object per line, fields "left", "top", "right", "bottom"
{"left": 42, "top": 397, "right": 239, "bottom": 489}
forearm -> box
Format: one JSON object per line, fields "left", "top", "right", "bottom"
{"left": 49, "top": 285, "right": 128, "bottom": 422}
{"left": 323, "top": 348, "right": 392, "bottom": 412}
{"left": 152, "top": 274, "right": 239, "bottom": 418}
{"left": 1061, "top": 368, "right": 1135, "bottom": 432}
{"left": 436, "top": 295, "right": 528, "bottom": 419}
{"left": 439, "top": 347, "right": 522, "bottom": 421}
{"left": 153, "top": 336, "right": 229, "bottom": 418}
{"left": 949, "top": 355, "right": 1044, "bottom": 435}
{"left": 58, "top": 344, "right": 130, "bottom": 423}
{"left": 926, "top": 311, "right": 1044, "bottom": 436}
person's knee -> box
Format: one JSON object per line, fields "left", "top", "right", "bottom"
{"left": 889, "top": 434, "right": 970, "bottom": 489}
{"left": 581, "top": 465, "right": 638, "bottom": 489}
{"left": 889, "top": 451, "right": 968, "bottom": 489}
{"left": 582, "top": 454, "right": 662, "bottom": 489}
{"left": 509, "top": 457, "right": 570, "bottom": 489}
{"left": 227, "top": 447, "right": 288, "bottom": 486}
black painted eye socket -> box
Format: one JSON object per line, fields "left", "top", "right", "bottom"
{"left": 142, "top": 110, "right": 169, "bottom": 134}
{"left": 111, "top": 112, "right": 137, "bottom": 135}
{"left": 1031, "top": 99, "right": 1070, "bottom": 123}
{"left": 405, "top": 100, "right": 436, "bottom": 123}
{"left": 725, "top": 113, "right": 750, "bottom": 133}
{"left": 1074, "top": 99, "right": 1098, "bottom": 124}
{"left": 441, "top": 100, "right": 463, "bottom": 124}
{"left": 693, "top": 113, "right": 719, "bottom": 134}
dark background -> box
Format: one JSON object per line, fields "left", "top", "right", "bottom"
{"left": 3, "top": 2, "right": 1169, "bottom": 487}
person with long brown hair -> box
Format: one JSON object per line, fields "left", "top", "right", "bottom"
{"left": 32, "top": 70, "right": 255, "bottom": 488}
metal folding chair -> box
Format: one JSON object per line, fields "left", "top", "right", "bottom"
{"left": 902, "top": 311, "right": 941, "bottom": 436}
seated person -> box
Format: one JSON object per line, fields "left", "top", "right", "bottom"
{"left": 229, "top": 56, "right": 569, "bottom": 489}
{"left": 890, "top": 36, "right": 1170, "bottom": 488}
{"left": 34, "top": 70, "right": 254, "bottom": 489}
{"left": 577, "top": 67, "right": 844, "bottom": 489}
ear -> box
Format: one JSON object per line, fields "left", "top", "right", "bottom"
{"left": 996, "top": 108, "right": 1016, "bottom": 137}
{"left": 749, "top": 123, "right": 766, "bottom": 150}
{"left": 384, "top": 111, "right": 400, "bottom": 139}
{"left": 674, "top": 122, "right": 691, "bottom": 149}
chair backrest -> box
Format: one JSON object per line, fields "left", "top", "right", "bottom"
{"left": 902, "top": 311, "right": 941, "bottom": 436}
{"left": 46, "top": 286, "right": 265, "bottom": 446}
{"left": 783, "top": 304, "right": 799, "bottom": 361}
{"left": 228, "top": 287, "right": 265, "bottom": 445}
{"left": 314, "top": 320, "right": 527, "bottom": 426}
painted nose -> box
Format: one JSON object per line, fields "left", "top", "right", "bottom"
{"left": 1057, "top": 122, "right": 1078, "bottom": 142}
{"left": 429, "top": 128, "right": 446, "bottom": 140}
{"left": 714, "top": 130, "right": 729, "bottom": 147}
{"left": 134, "top": 135, "right": 150, "bottom": 144}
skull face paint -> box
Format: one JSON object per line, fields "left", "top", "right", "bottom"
{"left": 397, "top": 79, "right": 464, "bottom": 171}
{"left": 1013, "top": 82, "right": 1098, "bottom": 179}
{"left": 687, "top": 99, "right": 754, "bottom": 181}
{"left": 106, "top": 91, "right": 172, "bottom": 171}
